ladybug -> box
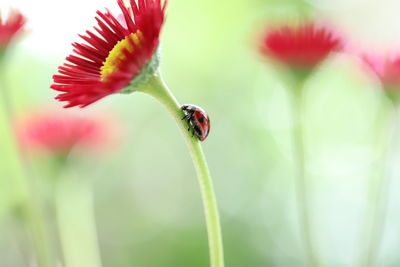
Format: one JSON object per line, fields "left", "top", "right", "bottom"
{"left": 181, "top": 104, "right": 210, "bottom": 141}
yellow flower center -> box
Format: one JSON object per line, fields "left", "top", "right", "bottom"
{"left": 100, "top": 31, "right": 142, "bottom": 81}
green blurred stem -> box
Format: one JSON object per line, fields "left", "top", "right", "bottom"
{"left": 0, "top": 64, "right": 54, "bottom": 267}
{"left": 361, "top": 105, "right": 400, "bottom": 267}
{"left": 55, "top": 173, "right": 102, "bottom": 267}
{"left": 289, "top": 86, "right": 319, "bottom": 267}
{"left": 138, "top": 74, "right": 225, "bottom": 267}
{"left": 0, "top": 50, "right": 5, "bottom": 63}
{"left": 0, "top": 64, "right": 13, "bottom": 118}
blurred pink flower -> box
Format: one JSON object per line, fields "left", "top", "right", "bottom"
{"left": 17, "top": 111, "right": 117, "bottom": 156}
{"left": 0, "top": 9, "right": 26, "bottom": 52}
{"left": 363, "top": 54, "right": 400, "bottom": 90}
{"left": 260, "top": 22, "right": 342, "bottom": 74}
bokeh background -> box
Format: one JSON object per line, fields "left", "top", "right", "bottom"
{"left": 2, "top": 0, "right": 400, "bottom": 266}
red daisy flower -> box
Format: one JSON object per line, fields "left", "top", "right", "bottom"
{"left": 0, "top": 9, "right": 26, "bottom": 52}
{"left": 51, "top": 0, "right": 167, "bottom": 108}
{"left": 17, "top": 112, "right": 114, "bottom": 156}
{"left": 260, "top": 23, "right": 342, "bottom": 72}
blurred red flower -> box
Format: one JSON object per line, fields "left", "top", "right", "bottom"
{"left": 51, "top": 0, "right": 167, "bottom": 108}
{"left": 17, "top": 112, "right": 115, "bottom": 156}
{"left": 260, "top": 23, "right": 342, "bottom": 73}
{"left": 0, "top": 9, "right": 26, "bottom": 52}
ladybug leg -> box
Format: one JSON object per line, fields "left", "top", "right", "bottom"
{"left": 192, "top": 128, "right": 195, "bottom": 137}
{"left": 186, "top": 117, "right": 192, "bottom": 131}
{"left": 181, "top": 114, "right": 188, "bottom": 120}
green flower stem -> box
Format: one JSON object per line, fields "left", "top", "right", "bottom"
{"left": 360, "top": 105, "right": 400, "bottom": 267}
{"left": 0, "top": 64, "right": 54, "bottom": 267}
{"left": 138, "top": 74, "right": 225, "bottom": 267}
{"left": 55, "top": 171, "right": 102, "bottom": 267}
{"left": 289, "top": 86, "right": 319, "bottom": 267}
{"left": 0, "top": 50, "right": 5, "bottom": 63}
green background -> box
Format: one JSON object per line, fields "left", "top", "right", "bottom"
{"left": 1, "top": 0, "right": 400, "bottom": 266}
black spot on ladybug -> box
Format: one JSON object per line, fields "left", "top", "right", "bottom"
{"left": 198, "top": 117, "right": 204, "bottom": 123}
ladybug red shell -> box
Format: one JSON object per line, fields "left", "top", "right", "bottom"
{"left": 181, "top": 104, "right": 210, "bottom": 141}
